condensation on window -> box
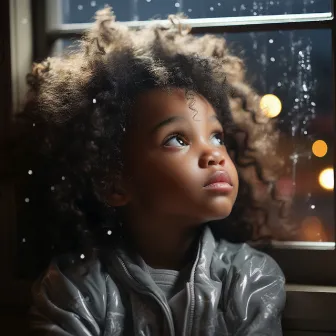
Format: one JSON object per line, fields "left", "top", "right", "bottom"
{"left": 60, "top": 0, "right": 332, "bottom": 23}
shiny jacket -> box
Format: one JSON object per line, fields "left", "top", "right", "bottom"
{"left": 30, "top": 226, "right": 286, "bottom": 335}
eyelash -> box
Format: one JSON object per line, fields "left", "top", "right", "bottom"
{"left": 163, "top": 131, "right": 225, "bottom": 147}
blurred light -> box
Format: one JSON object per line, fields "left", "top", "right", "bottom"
{"left": 301, "top": 216, "right": 326, "bottom": 242}
{"left": 312, "top": 140, "right": 328, "bottom": 158}
{"left": 319, "top": 168, "right": 334, "bottom": 190}
{"left": 260, "top": 94, "right": 282, "bottom": 118}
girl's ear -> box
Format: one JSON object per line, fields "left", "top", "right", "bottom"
{"left": 106, "top": 178, "right": 131, "bottom": 207}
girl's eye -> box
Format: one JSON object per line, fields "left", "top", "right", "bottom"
{"left": 163, "top": 134, "right": 188, "bottom": 147}
{"left": 211, "top": 133, "right": 224, "bottom": 146}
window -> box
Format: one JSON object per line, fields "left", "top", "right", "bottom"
{"left": 3, "top": 0, "right": 336, "bottom": 333}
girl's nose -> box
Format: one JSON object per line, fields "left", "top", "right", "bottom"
{"left": 199, "top": 149, "right": 225, "bottom": 168}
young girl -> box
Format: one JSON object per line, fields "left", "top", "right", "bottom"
{"left": 9, "top": 8, "right": 286, "bottom": 336}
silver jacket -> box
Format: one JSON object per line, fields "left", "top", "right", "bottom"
{"left": 30, "top": 226, "right": 286, "bottom": 335}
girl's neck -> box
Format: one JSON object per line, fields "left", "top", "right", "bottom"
{"left": 123, "top": 214, "right": 203, "bottom": 270}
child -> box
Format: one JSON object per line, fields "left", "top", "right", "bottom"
{"left": 10, "top": 8, "right": 286, "bottom": 336}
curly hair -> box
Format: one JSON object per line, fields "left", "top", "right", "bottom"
{"left": 4, "top": 8, "right": 288, "bottom": 276}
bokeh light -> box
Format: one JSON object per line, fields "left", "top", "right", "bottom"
{"left": 318, "top": 167, "right": 334, "bottom": 190}
{"left": 260, "top": 94, "right": 282, "bottom": 118}
{"left": 312, "top": 140, "right": 328, "bottom": 158}
{"left": 300, "top": 216, "right": 326, "bottom": 242}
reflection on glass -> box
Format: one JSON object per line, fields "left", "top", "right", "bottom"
{"left": 60, "top": 0, "right": 332, "bottom": 23}
{"left": 224, "top": 29, "right": 333, "bottom": 243}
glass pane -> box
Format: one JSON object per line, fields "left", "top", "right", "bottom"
{"left": 222, "top": 29, "right": 334, "bottom": 243}
{"left": 61, "top": 0, "right": 332, "bottom": 23}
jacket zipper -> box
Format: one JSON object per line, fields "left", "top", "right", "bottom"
{"left": 117, "top": 256, "right": 175, "bottom": 336}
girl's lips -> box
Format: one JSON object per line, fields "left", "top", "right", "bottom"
{"left": 203, "top": 182, "right": 233, "bottom": 192}
{"left": 204, "top": 170, "right": 233, "bottom": 187}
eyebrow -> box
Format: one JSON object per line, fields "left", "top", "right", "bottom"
{"left": 151, "top": 114, "right": 220, "bottom": 134}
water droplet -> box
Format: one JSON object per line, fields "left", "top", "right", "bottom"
{"left": 298, "top": 51, "right": 304, "bottom": 57}
{"left": 311, "top": 102, "right": 316, "bottom": 106}
{"left": 218, "top": 3, "right": 221, "bottom": 6}
{"left": 277, "top": 82, "right": 282, "bottom": 87}
{"left": 78, "top": 4, "right": 83, "bottom": 10}
{"left": 269, "top": 39, "right": 274, "bottom": 43}
{"left": 270, "top": 1, "right": 274, "bottom": 4}
{"left": 146, "top": 0, "right": 151, "bottom": 2}
{"left": 304, "top": 94, "right": 308, "bottom": 98}
{"left": 175, "top": 2, "right": 180, "bottom": 8}
{"left": 51, "top": 186, "right": 55, "bottom": 191}
{"left": 302, "top": 83, "right": 308, "bottom": 91}
{"left": 25, "top": 198, "right": 30, "bottom": 203}
{"left": 28, "top": 170, "right": 33, "bottom": 175}
{"left": 62, "top": 176, "right": 66, "bottom": 180}
{"left": 188, "top": 8, "right": 192, "bottom": 12}
{"left": 92, "top": 98, "right": 97, "bottom": 104}
{"left": 232, "top": 7, "right": 236, "bottom": 11}
{"left": 304, "top": 131, "right": 307, "bottom": 135}
{"left": 90, "top": 0, "right": 96, "bottom": 6}
{"left": 270, "top": 57, "right": 275, "bottom": 62}
{"left": 240, "top": 4, "right": 246, "bottom": 10}
{"left": 253, "top": 12, "right": 257, "bottom": 15}
{"left": 210, "top": 7, "right": 214, "bottom": 11}
{"left": 33, "top": 123, "right": 36, "bottom": 127}
{"left": 311, "top": 204, "right": 315, "bottom": 210}
{"left": 295, "top": 98, "right": 299, "bottom": 102}
{"left": 107, "top": 230, "right": 112, "bottom": 235}
{"left": 22, "top": 238, "right": 26, "bottom": 243}
{"left": 80, "top": 254, "right": 85, "bottom": 259}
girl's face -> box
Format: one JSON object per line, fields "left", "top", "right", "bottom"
{"left": 117, "top": 88, "right": 239, "bottom": 225}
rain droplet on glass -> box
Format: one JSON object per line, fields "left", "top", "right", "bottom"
{"left": 277, "top": 82, "right": 282, "bottom": 87}
{"left": 302, "top": 84, "right": 308, "bottom": 91}
{"left": 233, "top": 7, "right": 236, "bottom": 11}
{"left": 218, "top": 3, "right": 221, "bottom": 6}
{"left": 80, "top": 254, "right": 85, "bottom": 259}
{"left": 304, "top": 94, "right": 308, "bottom": 98}
{"left": 78, "top": 5, "right": 83, "bottom": 10}
{"left": 33, "top": 123, "right": 36, "bottom": 127}
{"left": 62, "top": 176, "right": 66, "bottom": 180}
{"left": 210, "top": 7, "right": 214, "bottom": 11}
{"left": 175, "top": 2, "right": 180, "bottom": 8}
{"left": 311, "top": 205, "right": 315, "bottom": 210}
{"left": 240, "top": 4, "right": 246, "bottom": 10}
{"left": 93, "top": 98, "right": 97, "bottom": 104}
{"left": 188, "top": 8, "right": 192, "bottom": 12}
{"left": 295, "top": 98, "right": 299, "bottom": 102}
{"left": 269, "top": 39, "right": 274, "bottom": 44}
{"left": 299, "top": 51, "right": 304, "bottom": 57}
{"left": 270, "top": 1, "right": 274, "bottom": 5}
{"left": 25, "top": 198, "right": 30, "bottom": 203}
{"left": 270, "top": 57, "right": 275, "bottom": 62}
{"left": 253, "top": 12, "right": 257, "bottom": 15}
{"left": 90, "top": 0, "right": 96, "bottom": 6}
{"left": 146, "top": 0, "right": 151, "bottom": 2}
{"left": 107, "top": 230, "right": 112, "bottom": 235}
{"left": 304, "top": 131, "right": 307, "bottom": 135}
{"left": 51, "top": 186, "right": 55, "bottom": 191}
{"left": 22, "top": 238, "right": 26, "bottom": 243}
{"left": 28, "top": 170, "right": 33, "bottom": 175}
{"left": 311, "top": 102, "right": 316, "bottom": 106}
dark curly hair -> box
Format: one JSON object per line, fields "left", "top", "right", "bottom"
{"left": 4, "top": 8, "right": 288, "bottom": 276}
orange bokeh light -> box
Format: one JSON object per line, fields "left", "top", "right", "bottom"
{"left": 312, "top": 140, "right": 328, "bottom": 158}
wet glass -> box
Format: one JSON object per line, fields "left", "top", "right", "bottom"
{"left": 61, "top": 0, "right": 332, "bottom": 23}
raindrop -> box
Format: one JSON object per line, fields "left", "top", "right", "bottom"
{"left": 80, "top": 254, "right": 85, "bottom": 259}
{"left": 233, "top": 7, "right": 236, "bottom": 11}
{"left": 146, "top": 0, "right": 151, "bottom": 2}
{"left": 311, "top": 205, "right": 315, "bottom": 210}
{"left": 210, "top": 7, "right": 214, "bottom": 11}
{"left": 295, "top": 98, "right": 299, "bottom": 102}
{"left": 240, "top": 4, "right": 246, "bottom": 10}
{"left": 25, "top": 198, "right": 30, "bottom": 203}
{"left": 253, "top": 12, "right": 257, "bottom": 15}
{"left": 311, "top": 102, "right": 316, "bottom": 106}
{"left": 33, "top": 123, "right": 36, "bottom": 127}
{"left": 28, "top": 170, "right": 33, "bottom": 175}
{"left": 270, "top": 57, "right": 275, "bottom": 62}
{"left": 51, "top": 186, "right": 55, "bottom": 191}
{"left": 107, "top": 230, "right": 112, "bottom": 235}
{"left": 62, "top": 176, "right": 66, "bottom": 180}
{"left": 188, "top": 8, "right": 192, "bottom": 12}
{"left": 298, "top": 51, "right": 304, "bottom": 57}
{"left": 90, "top": 0, "right": 96, "bottom": 6}
{"left": 218, "top": 3, "right": 221, "bottom": 6}
{"left": 270, "top": 0, "right": 274, "bottom": 4}
{"left": 78, "top": 5, "right": 83, "bottom": 10}
{"left": 175, "top": 2, "right": 180, "bottom": 8}
{"left": 304, "top": 94, "right": 308, "bottom": 98}
{"left": 269, "top": 39, "right": 274, "bottom": 43}
{"left": 277, "top": 82, "right": 282, "bottom": 87}
{"left": 92, "top": 98, "right": 97, "bottom": 104}
{"left": 304, "top": 131, "right": 307, "bottom": 135}
{"left": 302, "top": 83, "right": 308, "bottom": 91}
{"left": 22, "top": 238, "right": 26, "bottom": 243}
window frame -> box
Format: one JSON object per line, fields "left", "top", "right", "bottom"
{"left": 1, "top": 0, "right": 336, "bottom": 332}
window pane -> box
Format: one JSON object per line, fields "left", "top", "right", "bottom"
{"left": 60, "top": 0, "right": 332, "bottom": 23}
{"left": 222, "top": 29, "right": 334, "bottom": 243}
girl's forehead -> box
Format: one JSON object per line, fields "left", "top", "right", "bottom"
{"left": 132, "top": 88, "right": 216, "bottom": 123}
